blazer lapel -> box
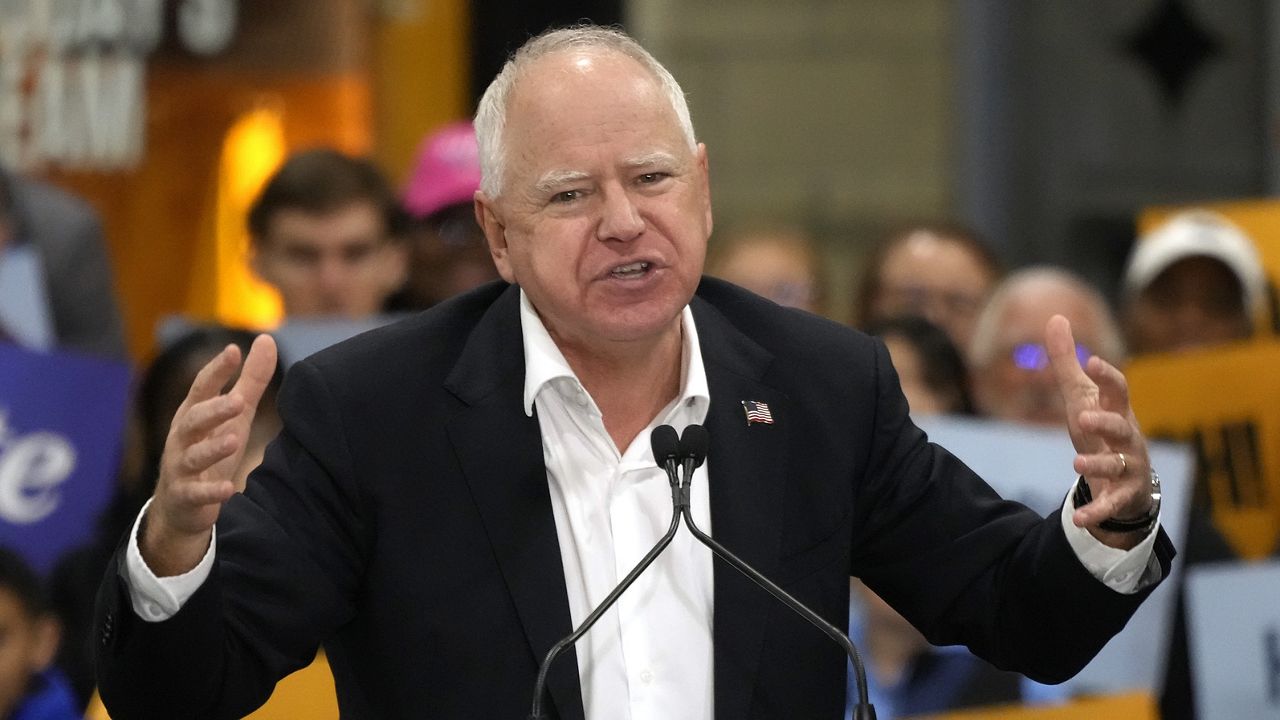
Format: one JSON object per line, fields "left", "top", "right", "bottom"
{"left": 444, "top": 286, "right": 585, "bottom": 720}
{"left": 691, "top": 297, "right": 791, "bottom": 720}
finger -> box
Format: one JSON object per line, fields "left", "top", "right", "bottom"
{"left": 1045, "top": 315, "right": 1093, "bottom": 395}
{"left": 174, "top": 432, "right": 242, "bottom": 475}
{"left": 172, "top": 394, "right": 246, "bottom": 445}
{"left": 1076, "top": 410, "right": 1137, "bottom": 448}
{"left": 181, "top": 344, "right": 244, "bottom": 411}
{"left": 228, "top": 335, "right": 278, "bottom": 410}
{"left": 1073, "top": 451, "right": 1130, "bottom": 478}
{"left": 1073, "top": 483, "right": 1151, "bottom": 527}
{"left": 1085, "top": 356, "right": 1132, "bottom": 414}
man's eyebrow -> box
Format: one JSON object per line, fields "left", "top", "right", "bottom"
{"left": 623, "top": 152, "right": 679, "bottom": 169}
{"left": 534, "top": 169, "right": 591, "bottom": 194}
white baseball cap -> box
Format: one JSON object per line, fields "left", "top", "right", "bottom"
{"left": 1123, "top": 209, "right": 1267, "bottom": 315}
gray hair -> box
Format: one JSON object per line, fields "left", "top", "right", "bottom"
{"left": 473, "top": 24, "right": 697, "bottom": 199}
{"left": 968, "top": 266, "right": 1126, "bottom": 368}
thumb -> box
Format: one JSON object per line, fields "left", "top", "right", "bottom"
{"left": 1045, "top": 315, "right": 1091, "bottom": 395}
{"left": 230, "top": 334, "right": 278, "bottom": 409}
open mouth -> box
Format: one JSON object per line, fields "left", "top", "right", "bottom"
{"left": 609, "top": 261, "right": 652, "bottom": 279}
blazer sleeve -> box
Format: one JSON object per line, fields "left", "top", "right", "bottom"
{"left": 94, "top": 359, "right": 372, "bottom": 719}
{"left": 849, "top": 340, "right": 1175, "bottom": 684}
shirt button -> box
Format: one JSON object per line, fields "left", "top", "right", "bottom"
{"left": 639, "top": 669, "right": 654, "bottom": 684}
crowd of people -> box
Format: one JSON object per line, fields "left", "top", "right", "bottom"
{"left": 0, "top": 21, "right": 1274, "bottom": 720}
{"left": 711, "top": 212, "right": 1273, "bottom": 720}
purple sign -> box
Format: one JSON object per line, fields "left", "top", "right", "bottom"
{"left": 0, "top": 343, "right": 130, "bottom": 574}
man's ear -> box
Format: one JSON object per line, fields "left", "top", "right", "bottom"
{"left": 29, "top": 615, "right": 60, "bottom": 673}
{"left": 248, "top": 239, "right": 274, "bottom": 283}
{"left": 696, "top": 143, "right": 713, "bottom": 237}
{"left": 474, "top": 192, "right": 515, "bottom": 283}
{"left": 382, "top": 239, "right": 410, "bottom": 294}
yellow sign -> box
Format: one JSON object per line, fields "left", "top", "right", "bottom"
{"left": 915, "top": 691, "right": 1155, "bottom": 720}
{"left": 1126, "top": 340, "right": 1280, "bottom": 558}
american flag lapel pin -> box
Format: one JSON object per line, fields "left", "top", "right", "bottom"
{"left": 742, "top": 400, "right": 774, "bottom": 426}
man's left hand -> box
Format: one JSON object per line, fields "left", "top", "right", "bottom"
{"left": 1045, "top": 315, "right": 1155, "bottom": 550}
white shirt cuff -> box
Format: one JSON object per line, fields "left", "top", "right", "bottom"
{"left": 1059, "top": 489, "right": 1162, "bottom": 594}
{"left": 124, "top": 497, "right": 217, "bottom": 622}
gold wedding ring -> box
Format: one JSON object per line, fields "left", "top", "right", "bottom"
{"left": 1116, "top": 452, "right": 1128, "bottom": 476}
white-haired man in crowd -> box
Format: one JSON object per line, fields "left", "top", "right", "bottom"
{"left": 969, "top": 267, "right": 1126, "bottom": 426}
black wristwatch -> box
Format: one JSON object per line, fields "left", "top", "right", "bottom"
{"left": 1071, "top": 470, "right": 1161, "bottom": 535}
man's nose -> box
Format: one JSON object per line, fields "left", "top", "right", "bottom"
{"left": 597, "top": 188, "right": 644, "bottom": 242}
{"left": 317, "top": 256, "right": 350, "bottom": 290}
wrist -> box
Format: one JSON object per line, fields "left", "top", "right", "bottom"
{"left": 1071, "top": 471, "right": 1161, "bottom": 535}
{"left": 138, "top": 508, "right": 213, "bottom": 577}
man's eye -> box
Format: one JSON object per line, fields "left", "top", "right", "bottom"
{"left": 552, "top": 190, "right": 581, "bottom": 203}
{"left": 638, "top": 172, "right": 668, "bottom": 184}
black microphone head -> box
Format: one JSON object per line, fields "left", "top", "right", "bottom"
{"left": 650, "top": 425, "right": 680, "bottom": 465}
{"left": 678, "top": 424, "right": 710, "bottom": 468}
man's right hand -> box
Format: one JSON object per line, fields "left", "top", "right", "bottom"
{"left": 140, "top": 334, "right": 278, "bottom": 576}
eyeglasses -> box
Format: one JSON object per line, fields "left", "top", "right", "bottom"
{"left": 1010, "top": 342, "right": 1092, "bottom": 371}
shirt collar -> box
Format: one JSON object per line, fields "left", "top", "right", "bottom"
{"left": 520, "top": 289, "right": 710, "bottom": 417}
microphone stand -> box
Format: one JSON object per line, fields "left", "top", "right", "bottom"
{"left": 527, "top": 427, "right": 686, "bottom": 720}
{"left": 676, "top": 426, "right": 876, "bottom": 720}
{"left": 526, "top": 425, "right": 877, "bottom": 720}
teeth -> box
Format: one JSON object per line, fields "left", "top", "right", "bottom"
{"left": 611, "top": 261, "right": 650, "bottom": 275}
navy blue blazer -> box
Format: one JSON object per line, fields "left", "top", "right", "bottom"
{"left": 94, "top": 279, "right": 1175, "bottom": 719}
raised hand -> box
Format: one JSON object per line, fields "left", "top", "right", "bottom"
{"left": 1044, "top": 315, "right": 1154, "bottom": 550}
{"left": 140, "top": 334, "right": 278, "bottom": 576}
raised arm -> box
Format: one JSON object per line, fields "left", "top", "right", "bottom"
{"left": 141, "top": 334, "right": 278, "bottom": 576}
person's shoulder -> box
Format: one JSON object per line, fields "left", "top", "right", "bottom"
{"left": 8, "top": 173, "right": 99, "bottom": 221}
{"left": 694, "top": 276, "right": 878, "bottom": 361}
{"left": 300, "top": 281, "right": 512, "bottom": 379}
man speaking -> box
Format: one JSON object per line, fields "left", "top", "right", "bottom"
{"left": 94, "top": 25, "right": 1173, "bottom": 720}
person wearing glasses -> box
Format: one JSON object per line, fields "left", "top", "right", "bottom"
{"left": 968, "top": 267, "right": 1125, "bottom": 426}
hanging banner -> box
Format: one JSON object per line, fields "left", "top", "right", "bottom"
{"left": 0, "top": 0, "right": 238, "bottom": 171}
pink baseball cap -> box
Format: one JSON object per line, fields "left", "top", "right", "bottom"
{"left": 402, "top": 121, "right": 482, "bottom": 219}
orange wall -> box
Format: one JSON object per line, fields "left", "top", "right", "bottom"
{"left": 373, "top": 0, "right": 472, "bottom": 185}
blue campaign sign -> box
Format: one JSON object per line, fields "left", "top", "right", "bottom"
{"left": 0, "top": 343, "right": 131, "bottom": 574}
{"left": 1186, "top": 560, "right": 1280, "bottom": 720}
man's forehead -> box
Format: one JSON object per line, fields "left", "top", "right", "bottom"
{"left": 266, "top": 205, "right": 385, "bottom": 243}
{"left": 508, "top": 49, "right": 665, "bottom": 118}
{"left": 532, "top": 151, "right": 683, "bottom": 189}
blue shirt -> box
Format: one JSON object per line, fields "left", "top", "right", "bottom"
{"left": 10, "top": 669, "right": 81, "bottom": 720}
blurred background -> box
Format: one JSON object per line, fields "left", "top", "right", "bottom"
{"left": 4, "top": 0, "right": 1276, "bottom": 356}
{"left": 2, "top": 1, "right": 1280, "bottom": 719}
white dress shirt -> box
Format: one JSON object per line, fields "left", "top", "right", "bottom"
{"left": 520, "top": 292, "right": 715, "bottom": 720}
{"left": 125, "top": 291, "right": 1161, "bottom": 720}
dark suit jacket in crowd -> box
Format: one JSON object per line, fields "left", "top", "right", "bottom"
{"left": 1, "top": 168, "right": 126, "bottom": 359}
{"left": 93, "top": 279, "right": 1175, "bottom": 719}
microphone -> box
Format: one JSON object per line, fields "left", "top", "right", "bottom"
{"left": 527, "top": 425, "right": 686, "bottom": 720}
{"left": 675, "top": 425, "right": 877, "bottom": 720}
